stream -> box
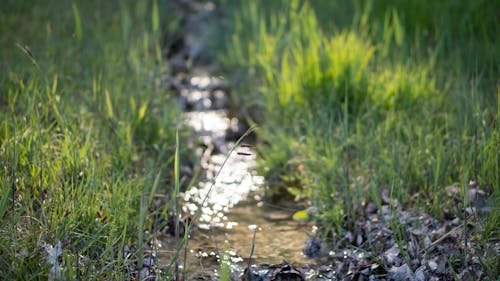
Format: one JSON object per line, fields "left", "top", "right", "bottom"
{"left": 157, "top": 1, "right": 314, "bottom": 279}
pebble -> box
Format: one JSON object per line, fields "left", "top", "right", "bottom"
{"left": 387, "top": 264, "right": 412, "bottom": 281}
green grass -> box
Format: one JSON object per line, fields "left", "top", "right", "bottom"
{"left": 1, "top": 0, "right": 498, "bottom": 278}
{"left": 216, "top": 0, "right": 499, "bottom": 275}
{"left": 0, "top": 0, "right": 183, "bottom": 279}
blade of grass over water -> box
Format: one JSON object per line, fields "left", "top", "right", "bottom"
{"left": 172, "top": 129, "right": 181, "bottom": 277}
{"left": 165, "top": 127, "right": 256, "bottom": 276}
{"left": 247, "top": 227, "right": 257, "bottom": 275}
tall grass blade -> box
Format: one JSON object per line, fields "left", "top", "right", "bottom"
{"left": 152, "top": 0, "right": 160, "bottom": 34}
{"left": 173, "top": 129, "right": 181, "bottom": 278}
{"left": 148, "top": 171, "right": 161, "bottom": 206}
{"left": 72, "top": 3, "right": 83, "bottom": 41}
{"left": 137, "top": 195, "right": 146, "bottom": 271}
{"left": 104, "top": 89, "right": 114, "bottom": 119}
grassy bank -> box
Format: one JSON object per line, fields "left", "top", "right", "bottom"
{"left": 217, "top": 0, "right": 498, "bottom": 275}
{"left": 0, "top": 0, "right": 181, "bottom": 279}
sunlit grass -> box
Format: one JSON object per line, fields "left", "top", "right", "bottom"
{"left": 217, "top": 0, "right": 498, "bottom": 275}
{"left": 0, "top": 0, "right": 181, "bottom": 279}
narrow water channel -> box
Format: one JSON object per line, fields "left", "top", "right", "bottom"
{"left": 157, "top": 67, "right": 313, "bottom": 279}
{"left": 154, "top": 2, "right": 319, "bottom": 279}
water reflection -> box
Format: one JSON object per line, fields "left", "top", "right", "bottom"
{"left": 159, "top": 73, "right": 312, "bottom": 277}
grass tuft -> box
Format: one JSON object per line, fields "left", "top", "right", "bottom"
{"left": 0, "top": 0, "right": 182, "bottom": 278}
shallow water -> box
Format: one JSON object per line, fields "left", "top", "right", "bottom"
{"left": 158, "top": 71, "right": 313, "bottom": 278}
{"left": 218, "top": 199, "right": 312, "bottom": 265}
{"left": 158, "top": 199, "right": 313, "bottom": 278}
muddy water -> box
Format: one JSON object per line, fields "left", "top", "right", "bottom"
{"left": 219, "top": 199, "right": 311, "bottom": 265}
{"left": 158, "top": 69, "right": 313, "bottom": 278}
{"left": 159, "top": 200, "right": 312, "bottom": 278}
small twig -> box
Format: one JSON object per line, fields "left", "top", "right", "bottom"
{"left": 420, "top": 217, "right": 472, "bottom": 254}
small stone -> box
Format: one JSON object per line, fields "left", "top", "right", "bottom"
{"left": 387, "top": 264, "right": 412, "bottom": 281}
{"left": 139, "top": 268, "right": 150, "bottom": 280}
{"left": 271, "top": 262, "right": 304, "bottom": 281}
{"left": 428, "top": 259, "right": 438, "bottom": 271}
{"left": 143, "top": 257, "right": 154, "bottom": 267}
{"left": 412, "top": 266, "right": 426, "bottom": 281}
{"left": 465, "top": 207, "right": 475, "bottom": 215}
{"left": 370, "top": 263, "right": 380, "bottom": 270}
{"left": 424, "top": 236, "right": 431, "bottom": 248}
{"left": 303, "top": 237, "right": 324, "bottom": 258}
{"left": 383, "top": 245, "right": 401, "bottom": 266}
{"left": 436, "top": 256, "right": 446, "bottom": 274}
{"left": 241, "top": 267, "right": 261, "bottom": 281}
{"left": 468, "top": 180, "right": 478, "bottom": 188}
{"left": 344, "top": 231, "right": 354, "bottom": 244}
{"left": 365, "top": 202, "right": 377, "bottom": 215}
{"left": 356, "top": 233, "right": 363, "bottom": 246}
{"left": 306, "top": 206, "right": 319, "bottom": 216}
{"left": 445, "top": 184, "right": 460, "bottom": 197}
{"left": 381, "top": 189, "right": 391, "bottom": 205}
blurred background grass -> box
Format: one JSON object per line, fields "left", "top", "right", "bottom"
{"left": 215, "top": 0, "right": 498, "bottom": 274}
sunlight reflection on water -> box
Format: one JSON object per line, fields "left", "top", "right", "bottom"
{"left": 159, "top": 74, "right": 311, "bottom": 276}
{"left": 182, "top": 82, "right": 265, "bottom": 229}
